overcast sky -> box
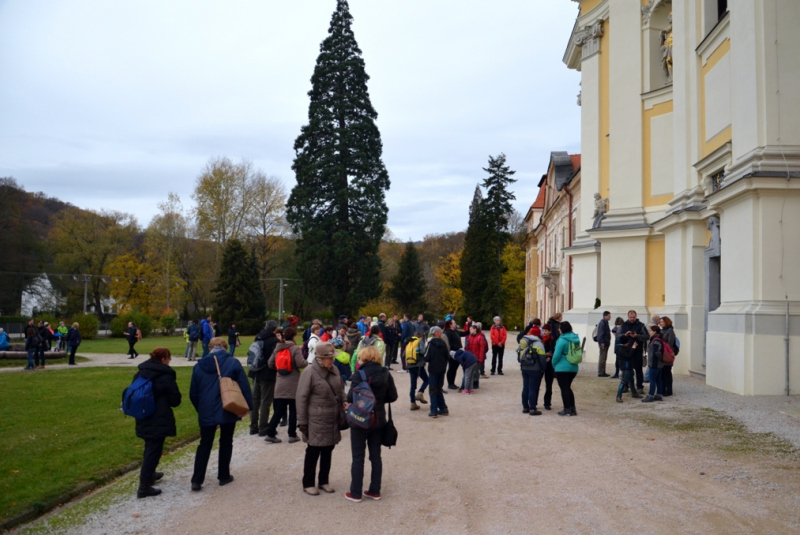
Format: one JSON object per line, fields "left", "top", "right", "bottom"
{"left": 0, "top": 0, "right": 581, "bottom": 242}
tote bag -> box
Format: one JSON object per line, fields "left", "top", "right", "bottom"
{"left": 213, "top": 354, "right": 249, "bottom": 417}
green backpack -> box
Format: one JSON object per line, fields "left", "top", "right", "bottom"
{"left": 566, "top": 341, "right": 583, "bottom": 365}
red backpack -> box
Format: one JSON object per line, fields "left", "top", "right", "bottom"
{"left": 662, "top": 340, "right": 676, "bottom": 364}
{"left": 275, "top": 348, "right": 293, "bottom": 376}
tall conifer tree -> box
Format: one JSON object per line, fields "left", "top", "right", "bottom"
{"left": 286, "top": 0, "right": 390, "bottom": 316}
{"left": 388, "top": 243, "right": 427, "bottom": 313}
{"left": 212, "top": 240, "right": 265, "bottom": 331}
{"left": 461, "top": 186, "right": 491, "bottom": 320}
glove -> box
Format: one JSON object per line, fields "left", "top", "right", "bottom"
{"left": 299, "top": 425, "right": 308, "bottom": 436}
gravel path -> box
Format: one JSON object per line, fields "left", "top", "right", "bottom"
{"left": 19, "top": 339, "right": 800, "bottom": 534}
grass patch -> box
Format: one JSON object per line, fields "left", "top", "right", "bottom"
{"left": 0, "top": 357, "right": 90, "bottom": 369}
{"left": 74, "top": 336, "right": 257, "bottom": 356}
{"left": 0, "top": 366, "right": 203, "bottom": 525}
{"left": 630, "top": 407, "right": 798, "bottom": 457}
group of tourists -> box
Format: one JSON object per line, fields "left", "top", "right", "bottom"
{"left": 23, "top": 318, "right": 82, "bottom": 369}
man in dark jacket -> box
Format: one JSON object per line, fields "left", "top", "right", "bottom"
{"left": 126, "top": 322, "right": 140, "bottom": 359}
{"left": 24, "top": 319, "right": 39, "bottom": 370}
{"left": 187, "top": 321, "right": 201, "bottom": 361}
{"left": 36, "top": 321, "right": 51, "bottom": 369}
{"left": 596, "top": 311, "right": 612, "bottom": 377}
{"left": 199, "top": 315, "right": 213, "bottom": 357}
{"left": 249, "top": 321, "right": 279, "bottom": 436}
{"left": 424, "top": 327, "right": 450, "bottom": 418}
{"left": 131, "top": 348, "right": 182, "bottom": 498}
{"left": 443, "top": 319, "right": 465, "bottom": 390}
{"left": 399, "top": 314, "right": 414, "bottom": 371}
{"left": 615, "top": 310, "right": 649, "bottom": 391}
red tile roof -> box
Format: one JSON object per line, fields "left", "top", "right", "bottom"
{"left": 570, "top": 154, "right": 581, "bottom": 171}
{"left": 531, "top": 185, "right": 546, "bottom": 209}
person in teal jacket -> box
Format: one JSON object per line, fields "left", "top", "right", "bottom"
{"left": 551, "top": 321, "right": 580, "bottom": 416}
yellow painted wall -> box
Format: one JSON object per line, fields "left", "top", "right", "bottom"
{"left": 700, "top": 38, "right": 732, "bottom": 157}
{"left": 642, "top": 100, "right": 675, "bottom": 207}
{"left": 581, "top": 0, "right": 604, "bottom": 16}
{"left": 646, "top": 239, "right": 666, "bottom": 308}
{"left": 599, "top": 20, "right": 611, "bottom": 203}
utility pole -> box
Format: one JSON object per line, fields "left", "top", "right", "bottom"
{"left": 82, "top": 275, "right": 91, "bottom": 314}
{"left": 278, "top": 279, "right": 287, "bottom": 323}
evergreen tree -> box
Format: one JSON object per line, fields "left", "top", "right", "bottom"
{"left": 212, "top": 240, "right": 265, "bottom": 331}
{"left": 286, "top": 0, "right": 389, "bottom": 316}
{"left": 461, "top": 186, "right": 490, "bottom": 320}
{"left": 388, "top": 243, "right": 427, "bottom": 313}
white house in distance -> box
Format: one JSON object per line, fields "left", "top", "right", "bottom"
{"left": 21, "top": 274, "right": 66, "bottom": 317}
{"left": 562, "top": 0, "right": 800, "bottom": 396}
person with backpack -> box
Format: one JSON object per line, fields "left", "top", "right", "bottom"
{"left": 406, "top": 335, "right": 429, "bottom": 411}
{"left": 399, "top": 313, "right": 414, "bottom": 372}
{"left": 66, "top": 322, "right": 81, "bottom": 365}
{"left": 36, "top": 321, "right": 51, "bottom": 369}
{"left": 615, "top": 335, "right": 641, "bottom": 402}
{"left": 332, "top": 337, "right": 352, "bottom": 383}
{"left": 610, "top": 317, "right": 625, "bottom": 379}
{"left": 615, "top": 311, "right": 649, "bottom": 391}
{"left": 124, "top": 321, "right": 140, "bottom": 359}
{"left": 551, "top": 321, "right": 581, "bottom": 416}
{"left": 189, "top": 337, "right": 253, "bottom": 491}
{"left": 249, "top": 321, "right": 280, "bottom": 437}
{"left": 306, "top": 324, "right": 322, "bottom": 364}
{"left": 659, "top": 317, "right": 678, "bottom": 397}
{"left": 129, "top": 347, "right": 182, "bottom": 498}
{"left": 540, "top": 324, "right": 556, "bottom": 410}
{"left": 465, "top": 323, "right": 488, "bottom": 388}
{"left": 517, "top": 334, "right": 547, "bottom": 415}
{"left": 346, "top": 321, "right": 362, "bottom": 357}
{"left": 264, "top": 327, "right": 307, "bottom": 444}
{"left": 187, "top": 320, "right": 201, "bottom": 361}
{"left": 345, "top": 345, "right": 398, "bottom": 502}
{"left": 350, "top": 326, "right": 385, "bottom": 373}
{"left": 489, "top": 316, "right": 507, "bottom": 377}
{"left": 642, "top": 326, "right": 666, "bottom": 403}
{"left": 295, "top": 342, "right": 347, "bottom": 496}
{"left": 303, "top": 318, "right": 320, "bottom": 343}
{"left": 24, "top": 319, "right": 39, "bottom": 370}
{"left": 595, "top": 311, "right": 612, "bottom": 377}
{"left": 199, "top": 315, "right": 214, "bottom": 358}
{"left": 424, "top": 327, "right": 451, "bottom": 418}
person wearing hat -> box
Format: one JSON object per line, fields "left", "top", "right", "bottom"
{"left": 331, "top": 337, "right": 352, "bottom": 383}
{"left": 295, "top": 342, "right": 346, "bottom": 496}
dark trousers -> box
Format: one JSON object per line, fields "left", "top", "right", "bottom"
{"left": 267, "top": 398, "right": 297, "bottom": 438}
{"left": 662, "top": 365, "right": 673, "bottom": 396}
{"left": 250, "top": 379, "right": 275, "bottom": 434}
{"left": 598, "top": 345, "right": 609, "bottom": 375}
{"left": 303, "top": 445, "right": 334, "bottom": 488}
{"left": 68, "top": 346, "right": 77, "bottom": 365}
{"left": 543, "top": 363, "right": 555, "bottom": 408}
{"left": 385, "top": 343, "right": 397, "bottom": 366}
{"left": 555, "top": 371, "right": 577, "bottom": 410}
{"left": 446, "top": 357, "right": 459, "bottom": 388}
{"left": 521, "top": 369, "right": 544, "bottom": 410}
{"left": 192, "top": 422, "right": 235, "bottom": 485}
{"left": 491, "top": 345, "right": 505, "bottom": 373}
{"left": 647, "top": 368, "right": 664, "bottom": 397}
{"left": 26, "top": 348, "right": 35, "bottom": 369}
{"left": 400, "top": 342, "right": 408, "bottom": 370}
{"left": 409, "top": 366, "right": 429, "bottom": 403}
{"left": 128, "top": 340, "right": 138, "bottom": 357}
{"left": 617, "top": 367, "right": 636, "bottom": 396}
{"left": 35, "top": 346, "right": 46, "bottom": 366}
{"left": 349, "top": 425, "right": 383, "bottom": 498}
{"left": 140, "top": 437, "right": 165, "bottom": 484}
{"left": 428, "top": 372, "right": 447, "bottom": 415}
{"left": 633, "top": 352, "right": 644, "bottom": 389}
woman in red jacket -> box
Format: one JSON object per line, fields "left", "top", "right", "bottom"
{"left": 490, "top": 316, "right": 508, "bottom": 376}
{"left": 465, "top": 324, "right": 488, "bottom": 388}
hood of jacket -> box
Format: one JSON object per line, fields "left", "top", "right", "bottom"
{"left": 197, "top": 348, "right": 230, "bottom": 374}
{"left": 137, "top": 358, "right": 176, "bottom": 379}
{"left": 559, "top": 332, "right": 581, "bottom": 345}
{"left": 274, "top": 340, "right": 296, "bottom": 353}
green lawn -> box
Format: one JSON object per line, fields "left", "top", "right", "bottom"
{"left": 0, "top": 356, "right": 89, "bottom": 369}
{"left": 0, "top": 367, "right": 203, "bottom": 525}
{"left": 75, "top": 336, "right": 258, "bottom": 356}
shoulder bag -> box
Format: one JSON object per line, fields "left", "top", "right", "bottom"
{"left": 214, "top": 354, "right": 249, "bottom": 417}
{"left": 381, "top": 403, "right": 398, "bottom": 449}
{"left": 325, "top": 374, "right": 350, "bottom": 431}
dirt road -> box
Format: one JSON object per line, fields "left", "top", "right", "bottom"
{"left": 22, "top": 346, "right": 800, "bottom": 534}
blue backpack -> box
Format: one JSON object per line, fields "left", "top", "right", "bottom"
{"left": 122, "top": 376, "right": 156, "bottom": 419}
{"left": 346, "top": 370, "right": 376, "bottom": 429}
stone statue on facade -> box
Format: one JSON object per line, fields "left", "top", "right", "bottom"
{"left": 660, "top": 13, "right": 674, "bottom": 83}
{"left": 592, "top": 193, "right": 608, "bottom": 229}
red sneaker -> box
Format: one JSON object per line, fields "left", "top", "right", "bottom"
{"left": 345, "top": 492, "right": 362, "bottom": 503}
{"left": 363, "top": 491, "right": 381, "bottom": 500}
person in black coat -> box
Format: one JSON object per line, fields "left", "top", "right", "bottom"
{"left": 227, "top": 323, "right": 239, "bottom": 358}
{"left": 131, "top": 348, "right": 182, "bottom": 498}
{"left": 346, "top": 346, "right": 398, "bottom": 502}
{"left": 424, "top": 328, "right": 451, "bottom": 418}
{"left": 126, "top": 322, "right": 139, "bottom": 359}
{"left": 443, "top": 319, "right": 465, "bottom": 389}
{"left": 36, "top": 321, "right": 51, "bottom": 369}
{"left": 66, "top": 322, "right": 82, "bottom": 366}
{"left": 249, "top": 321, "right": 280, "bottom": 436}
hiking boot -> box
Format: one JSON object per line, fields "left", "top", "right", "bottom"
{"left": 530, "top": 410, "right": 542, "bottom": 416}
{"left": 498, "top": 371, "right": 504, "bottom": 375}
{"left": 641, "top": 395, "right": 655, "bottom": 403}
{"left": 191, "top": 482, "right": 202, "bottom": 491}
{"left": 438, "top": 410, "right": 449, "bottom": 416}
{"left": 151, "top": 472, "right": 163, "bottom": 484}
{"left": 249, "top": 428, "right": 258, "bottom": 435}
{"left": 219, "top": 475, "right": 234, "bottom": 486}
{"left": 319, "top": 484, "right": 335, "bottom": 493}
{"left": 611, "top": 374, "right": 619, "bottom": 379}
{"left": 137, "top": 485, "right": 162, "bottom": 499}
{"left": 363, "top": 491, "right": 381, "bottom": 500}
{"left": 415, "top": 392, "right": 428, "bottom": 404}
{"left": 428, "top": 412, "right": 438, "bottom": 418}
{"left": 522, "top": 408, "right": 530, "bottom": 414}
{"left": 616, "top": 394, "right": 623, "bottom": 403}
{"left": 558, "top": 409, "right": 571, "bottom": 416}
{"left": 544, "top": 405, "right": 551, "bottom": 411}
{"left": 280, "top": 418, "right": 288, "bottom": 427}
{"left": 631, "top": 391, "right": 642, "bottom": 399}
{"left": 598, "top": 373, "right": 610, "bottom": 377}
{"left": 654, "top": 395, "right": 663, "bottom": 401}
{"left": 447, "top": 385, "right": 459, "bottom": 390}
{"left": 304, "top": 487, "right": 320, "bottom": 496}
{"left": 490, "top": 371, "right": 495, "bottom": 375}
{"left": 570, "top": 408, "right": 577, "bottom": 416}
{"left": 288, "top": 436, "right": 300, "bottom": 444}
{"left": 410, "top": 402, "right": 420, "bottom": 411}
{"left": 264, "top": 436, "right": 282, "bottom": 443}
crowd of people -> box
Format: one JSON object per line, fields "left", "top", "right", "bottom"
{"left": 22, "top": 318, "right": 82, "bottom": 369}
{"left": 126, "top": 309, "right": 679, "bottom": 501}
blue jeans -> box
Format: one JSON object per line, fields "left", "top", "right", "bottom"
{"left": 185, "top": 342, "right": 190, "bottom": 358}
{"left": 26, "top": 348, "right": 35, "bottom": 369}
{"left": 617, "top": 367, "right": 636, "bottom": 396}
{"left": 202, "top": 342, "right": 210, "bottom": 358}
{"left": 230, "top": 345, "right": 236, "bottom": 358}
{"left": 408, "top": 366, "right": 429, "bottom": 403}
{"left": 521, "top": 369, "right": 544, "bottom": 410}
{"left": 647, "top": 368, "right": 663, "bottom": 397}
{"left": 427, "top": 372, "right": 447, "bottom": 415}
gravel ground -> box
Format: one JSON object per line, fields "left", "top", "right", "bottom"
{"left": 18, "top": 338, "right": 800, "bottom": 534}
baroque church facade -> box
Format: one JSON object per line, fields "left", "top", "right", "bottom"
{"left": 561, "top": 0, "right": 800, "bottom": 395}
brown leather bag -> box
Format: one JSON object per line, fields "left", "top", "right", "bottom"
{"left": 213, "top": 354, "right": 249, "bottom": 417}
